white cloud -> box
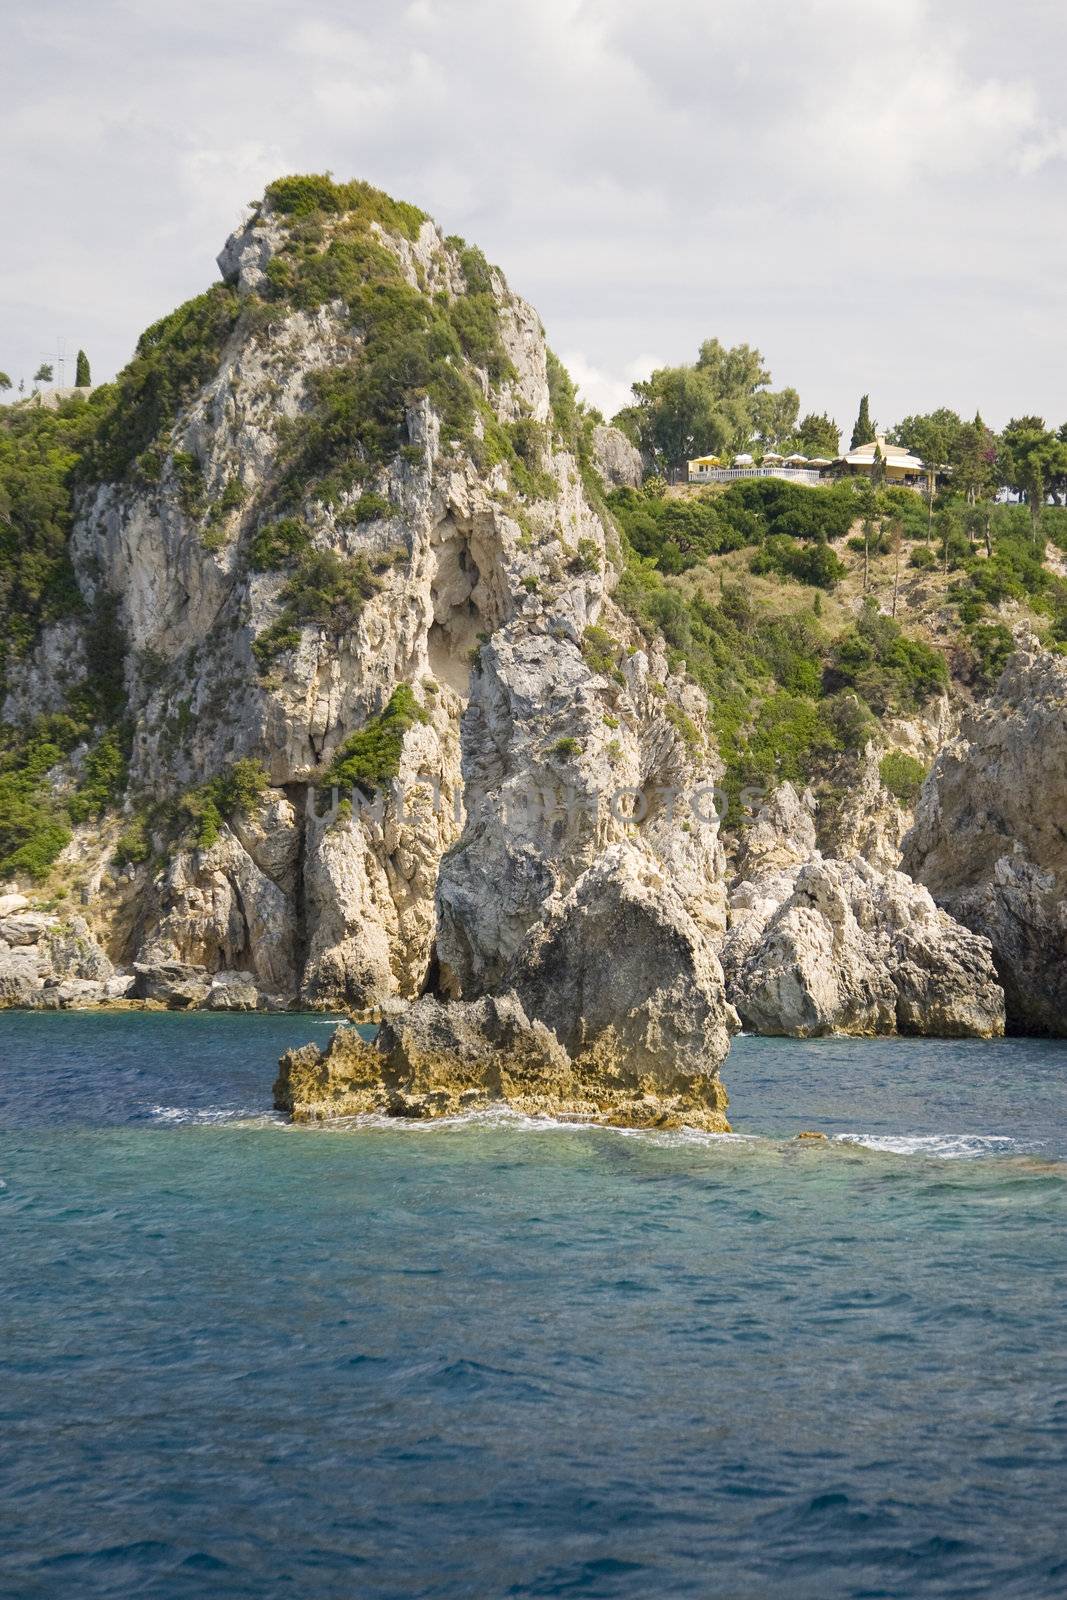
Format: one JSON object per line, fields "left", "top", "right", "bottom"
{"left": 3, "top": 0, "right": 1067, "bottom": 430}
{"left": 563, "top": 352, "right": 665, "bottom": 420}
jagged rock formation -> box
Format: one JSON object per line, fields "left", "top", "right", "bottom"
{"left": 721, "top": 785, "right": 1004, "bottom": 1037}
{"left": 277, "top": 842, "right": 735, "bottom": 1126}
{"left": 3, "top": 172, "right": 1043, "bottom": 1114}
{"left": 1, "top": 175, "right": 737, "bottom": 1115}
{"left": 590, "top": 424, "right": 643, "bottom": 490}
{"left": 903, "top": 648, "right": 1067, "bottom": 1034}
{"left": 0, "top": 893, "right": 128, "bottom": 1008}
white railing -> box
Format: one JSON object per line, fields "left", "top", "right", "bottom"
{"left": 689, "top": 466, "right": 827, "bottom": 486}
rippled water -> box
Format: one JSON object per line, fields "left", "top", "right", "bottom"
{"left": 1, "top": 1013, "right": 1065, "bottom": 1598}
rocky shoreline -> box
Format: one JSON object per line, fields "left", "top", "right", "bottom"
{"left": 2, "top": 179, "right": 1065, "bottom": 1126}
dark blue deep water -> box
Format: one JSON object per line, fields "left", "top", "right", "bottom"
{"left": 1, "top": 1013, "right": 1066, "bottom": 1599}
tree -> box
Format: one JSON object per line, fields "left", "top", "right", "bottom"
{"left": 613, "top": 337, "right": 800, "bottom": 471}
{"left": 614, "top": 366, "right": 731, "bottom": 472}
{"left": 887, "top": 517, "right": 903, "bottom": 617}
{"left": 795, "top": 411, "right": 841, "bottom": 458}
{"left": 889, "top": 408, "right": 962, "bottom": 469}
{"left": 0, "top": 371, "right": 11, "bottom": 396}
{"left": 871, "top": 442, "right": 886, "bottom": 489}
{"left": 850, "top": 394, "right": 876, "bottom": 449}
{"left": 75, "top": 349, "right": 91, "bottom": 387}
{"left": 752, "top": 385, "right": 800, "bottom": 451}
{"left": 950, "top": 412, "right": 997, "bottom": 507}
{"left": 33, "top": 363, "right": 53, "bottom": 385}
{"left": 1000, "top": 417, "right": 1067, "bottom": 545}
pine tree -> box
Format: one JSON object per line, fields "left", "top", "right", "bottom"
{"left": 75, "top": 349, "right": 91, "bottom": 387}
{"left": 850, "top": 394, "right": 876, "bottom": 449}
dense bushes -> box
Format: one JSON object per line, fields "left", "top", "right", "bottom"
{"left": 608, "top": 478, "right": 857, "bottom": 581}
{"left": 879, "top": 750, "right": 927, "bottom": 804}
{"left": 0, "top": 722, "right": 74, "bottom": 880}
{"left": 750, "top": 534, "right": 845, "bottom": 590}
{"left": 180, "top": 758, "right": 268, "bottom": 849}
{"left": 0, "top": 398, "right": 101, "bottom": 676}
{"left": 252, "top": 549, "right": 381, "bottom": 668}
{"left": 323, "top": 684, "right": 429, "bottom": 793}
{"left": 264, "top": 175, "right": 428, "bottom": 239}
{"left": 83, "top": 287, "right": 241, "bottom": 482}
{"left": 825, "top": 602, "right": 947, "bottom": 714}
{"left": 248, "top": 517, "right": 312, "bottom": 570}
{"left": 722, "top": 477, "right": 856, "bottom": 541}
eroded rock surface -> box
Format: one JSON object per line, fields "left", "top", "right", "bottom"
{"left": 721, "top": 784, "right": 1004, "bottom": 1038}
{"left": 0, "top": 912, "right": 119, "bottom": 1009}
{"left": 903, "top": 649, "right": 1067, "bottom": 1033}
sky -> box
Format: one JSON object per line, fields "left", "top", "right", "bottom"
{"left": 3, "top": 0, "right": 1066, "bottom": 439}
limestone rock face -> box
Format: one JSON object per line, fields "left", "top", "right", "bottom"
{"left": 510, "top": 844, "right": 736, "bottom": 1090}
{"left": 590, "top": 424, "right": 643, "bottom": 489}
{"left": 816, "top": 743, "right": 911, "bottom": 873}
{"left": 725, "top": 856, "right": 1004, "bottom": 1039}
{"left": 903, "top": 648, "right": 1067, "bottom": 1033}
{"left": 5, "top": 188, "right": 732, "bottom": 1022}
{"left": 0, "top": 914, "right": 115, "bottom": 1009}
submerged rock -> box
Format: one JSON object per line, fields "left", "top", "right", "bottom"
{"left": 903, "top": 648, "right": 1067, "bottom": 1034}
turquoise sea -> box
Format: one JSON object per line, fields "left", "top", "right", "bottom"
{"left": 1, "top": 1011, "right": 1065, "bottom": 1599}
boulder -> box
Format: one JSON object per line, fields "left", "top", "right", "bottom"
{"left": 903, "top": 648, "right": 1067, "bottom": 1034}
{"left": 725, "top": 856, "right": 1004, "bottom": 1038}
{"left": 509, "top": 844, "right": 736, "bottom": 1103}
{"left": 132, "top": 961, "right": 212, "bottom": 1009}
{"left": 0, "top": 913, "right": 117, "bottom": 1008}
{"left": 205, "top": 971, "right": 261, "bottom": 1011}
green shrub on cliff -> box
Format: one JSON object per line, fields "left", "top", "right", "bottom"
{"left": 0, "top": 397, "right": 102, "bottom": 677}
{"left": 248, "top": 517, "right": 312, "bottom": 570}
{"left": 252, "top": 549, "right": 381, "bottom": 668}
{"left": 607, "top": 479, "right": 855, "bottom": 580}
{"left": 84, "top": 286, "right": 241, "bottom": 482}
{"left": 750, "top": 534, "right": 846, "bottom": 590}
{"left": 323, "top": 685, "right": 429, "bottom": 794}
{"left": 181, "top": 757, "right": 268, "bottom": 848}
{"left": 264, "top": 174, "right": 428, "bottom": 239}
{"left": 825, "top": 602, "right": 947, "bottom": 713}
{"left": 67, "top": 728, "right": 127, "bottom": 824}
{"left": 879, "top": 750, "right": 927, "bottom": 804}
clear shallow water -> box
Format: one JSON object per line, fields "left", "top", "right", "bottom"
{"left": 1, "top": 1014, "right": 1065, "bottom": 1599}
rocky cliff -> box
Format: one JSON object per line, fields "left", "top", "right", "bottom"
{"left": 0, "top": 173, "right": 738, "bottom": 1119}
{"left": 1, "top": 171, "right": 1062, "bottom": 1116}
{"left": 904, "top": 648, "right": 1067, "bottom": 1034}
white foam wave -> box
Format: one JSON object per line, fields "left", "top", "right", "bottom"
{"left": 833, "top": 1132, "right": 1030, "bottom": 1160}
{"left": 294, "top": 1104, "right": 754, "bottom": 1147}
{"left": 146, "top": 1105, "right": 282, "bottom": 1127}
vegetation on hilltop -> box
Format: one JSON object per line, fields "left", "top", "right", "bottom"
{"left": 613, "top": 339, "right": 803, "bottom": 469}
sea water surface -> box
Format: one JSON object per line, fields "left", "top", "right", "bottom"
{"left": 1, "top": 1012, "right": 1065, "bottom": 1600}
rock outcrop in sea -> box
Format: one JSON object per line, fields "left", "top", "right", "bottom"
{"left": 3, "top": 171, "right": 1062, "bottom": 1118}
{"left": 2, "top": 176, "right": 737, "bottom": 1120}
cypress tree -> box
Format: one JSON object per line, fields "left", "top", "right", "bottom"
{"left": 850, "top": 394, "right": 876, "bottom": 449}
{"left": 75, "top": 349, "right": 91, "bottom": 387}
